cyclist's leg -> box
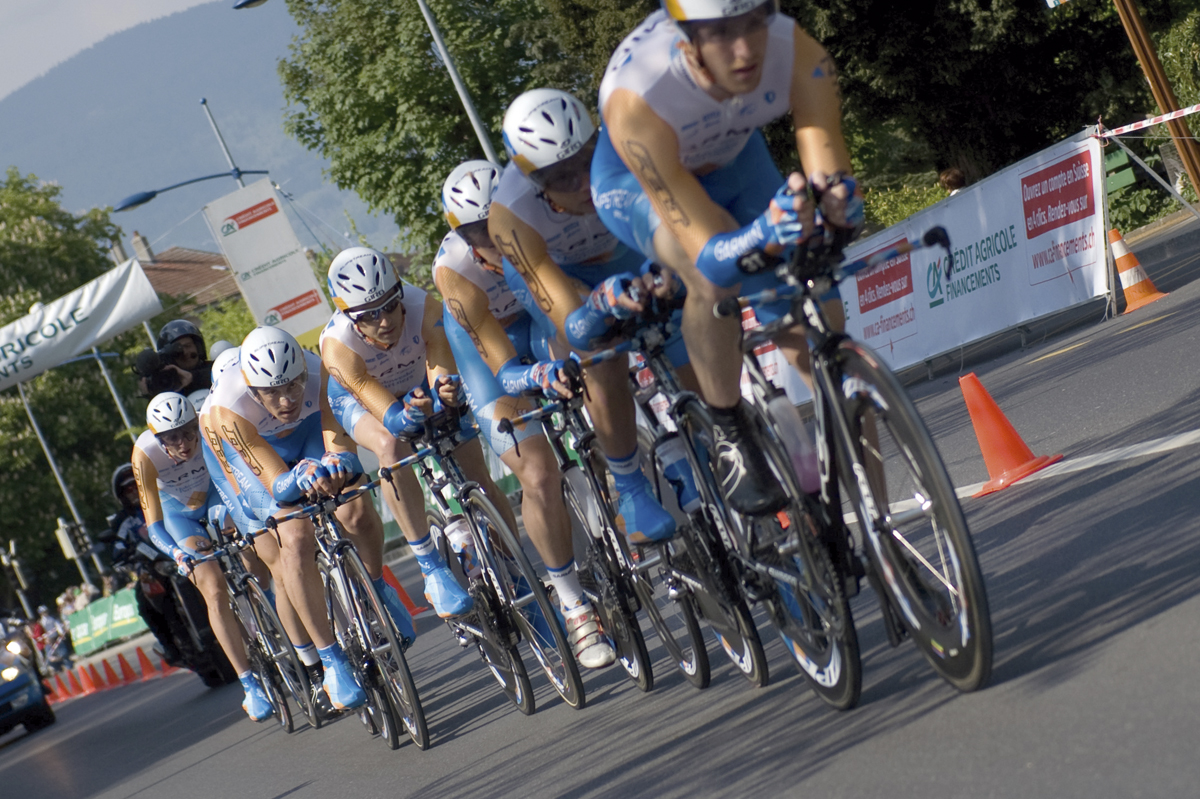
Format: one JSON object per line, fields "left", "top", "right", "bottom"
{"left": 593, "top": 127, "right": 786, "bottom": 515}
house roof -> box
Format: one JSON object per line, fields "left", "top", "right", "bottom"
{"left": 140, "top": 246, "right": 241, "bottom": 309}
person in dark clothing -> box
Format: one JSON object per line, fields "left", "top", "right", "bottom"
{"left": 134, "top": 320, "right": 215, "bottom": 398}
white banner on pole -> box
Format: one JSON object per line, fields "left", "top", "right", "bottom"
{"left": 202, "top": 178, "right": 332, "bottom": 348}
{"left": 0, "top": 258, "right": 162, "bottom": 393}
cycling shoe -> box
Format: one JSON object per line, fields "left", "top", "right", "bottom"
{"left": 318, "top": 646, "right": 366, "bottom": 711}
{"left": 615, "top": 478, "right": 677, "bottom": 544}
{"left": 239, "top": 674, "right": 273, "bottom": 722}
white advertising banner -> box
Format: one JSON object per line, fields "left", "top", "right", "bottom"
{"left": 202, "top": 179, "right": 332, "bottom": 348}
{"left": 839, "top": 131, "right": 1108, "bottom": 372}
{"left": 0, "top": 258, "right": 163, "bottom": 392}
{"left": 743, "top": 131, "right": 1108, "bottom": 405}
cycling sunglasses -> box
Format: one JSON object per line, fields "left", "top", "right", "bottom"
{"left": 529, "top": 136, "right": 598, "bottom": 194}
{"left": 348, "top": 293, "right": 403, "bottom": 323}
{"left": 457, "top": 219, "right": 494, "bottom": 250}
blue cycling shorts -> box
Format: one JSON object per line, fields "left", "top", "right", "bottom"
{"left": 591, "top": 126, "right": 833, "bottom": 323}
{"left": 444, "top": 309, "right": 550, "bottom": 457}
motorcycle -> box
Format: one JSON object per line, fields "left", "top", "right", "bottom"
{"left": 109, "top": 518, "right": 238, "bottom": 688}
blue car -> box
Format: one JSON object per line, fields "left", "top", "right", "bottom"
{"left": 0, "top": 646, "right": 56, "bottom": 736}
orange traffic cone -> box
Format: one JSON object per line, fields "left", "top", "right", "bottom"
{"left": 383, "top": 564, "right": 429, "bottom": 616}
{"left": 87, "top": 663, "right": 107, "bottom": 691}
{"left": 960, "top": 373, "right": 1063, "bottom": 497}
{"left": 78, "top": 665, "right": 98, "bottom": 695}
{"left": 67, "top": 668, "right": 85, "bottom": 695}
{"left": 117, "top": 653, "right": 139, "bottom": 685}
{"left": 43, "top": 680, "right": 59, "bottom": 704}
{"left": 102, "top": 659, "right": 121, "bottom": 688}
{"left": 137, "top": 647, "right": 160, "bottom": 681}
{"left": 1108, "top": 229, "right": 1167, "bottom": 313}
{"left": 55, "top": 672, "right": 73, "bottom": 698}
{"left": 159, "top": 654, "right": 180, "bottom": 677}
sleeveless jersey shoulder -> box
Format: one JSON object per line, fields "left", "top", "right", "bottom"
{"left": 319, "top": 285, "right": 430, "bottom": 398}
{"left": 493, "top": 163, "right": 621, "bottom": 267}
{"left": 133, "top": 429, "right": 210, "bottom": 509}
{"left": 433, "top": 231, "right": 523, "bottom": 320}
{"left": 599, "top": 10, "right": 795, "bottom": 171}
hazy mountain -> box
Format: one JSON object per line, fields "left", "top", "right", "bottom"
{"left": 0, "top": 1, "right": 401, "bottom": 258}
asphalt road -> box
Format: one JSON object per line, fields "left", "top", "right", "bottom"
{"left": 3, "top": 230, "right": 1199, "bottom": 798}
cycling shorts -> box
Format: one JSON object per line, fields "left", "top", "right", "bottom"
{"left": 591, "top": 126, "right": 835, "bottom": 323}
{"left": 444, "top": 309, "right": 550, "bottom": 457}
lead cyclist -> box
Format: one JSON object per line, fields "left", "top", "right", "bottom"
{"left": 592, "top": 0, "right": 863, "bottom": 516}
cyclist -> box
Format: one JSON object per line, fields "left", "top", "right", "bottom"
{"left": 591, "top": 0, "right": 862, "bottom": 515}
{"left": 132, "top": 392, "right": 273, "bottom": 721}
{"left": 434, "top": 160, "right": 614, "bottom": 668}
{"left": 490, "top": 88, "right": 679, "bottom": 547}
{"left": 320, "top": 246, "right": 497, "bottom": 621}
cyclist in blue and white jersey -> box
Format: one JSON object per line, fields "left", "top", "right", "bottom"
{"left": 204, "top": 326, "right": 394, "bottom": 711}
{"left": 489, "top": 88, "right": 681, "bottom": 548}
{"left": 433, "top": 160, "right": 616, "bottom": 668}
{"left": 132, "top": 392, "right": 272, "bottom": 721}
{"left": 592, "top": 0, "right": 863, "bottom": 515}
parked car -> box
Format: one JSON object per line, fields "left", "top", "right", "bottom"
{"left": 0, "top": 646, "right": 55, "bottom": 736}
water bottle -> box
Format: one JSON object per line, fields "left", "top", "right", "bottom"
{"left": 766, "top": 395, "right": 820, "bottom": 494}
{"left": 444, "top": 515, "right": 480, "bottom": 578}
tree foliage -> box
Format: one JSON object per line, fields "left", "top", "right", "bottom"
{"left": 0, "top": 168, "right": 154, "bottom": 609}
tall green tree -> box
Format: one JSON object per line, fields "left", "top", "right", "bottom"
{"left": 0, "top": 168, "right": 148, "bottom": 610}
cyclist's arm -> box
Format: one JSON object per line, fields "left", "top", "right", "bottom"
{"left": 199, "top": 408, "right": 240, "bottom": 491}
{"left": 790, "top": 26, "right": 853, "bottom": 188}
{"left": 130, "top": 446, "right": 167, "bottom": 551}
{"left": 422, "top": 292, "right": 459, "bottom": 383}
{"left": 208, "top": 404, "right": 290, "bottom": 496}
{"left": 603, "top": 88, "right": 743, "bottom": 265}
{"left": 320, "top": 336, "right": 399, "bottom": 423}
{"left": 434, "top": 265, "right": 521, "bottom": 376}
{"left": 488, "top": 201, "right": 582, "bottom": 338}
{"left": 319, "top": 364, "right": 357, "bottom": 456}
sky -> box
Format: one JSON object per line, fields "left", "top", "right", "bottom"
{"left": 0, "top": 0, "right": 219, "bottom": 102}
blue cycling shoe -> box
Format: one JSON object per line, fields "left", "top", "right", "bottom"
{"left": 239, "top": 674, "right": 273, "bottom": 722}
{"left": 614, "top": 478, "right": 677, "bottom": 544}
{"left": 318, "top": 645, "right": 367, "bottom": 711}
{"left": 416, "top": 550, "right": 474, "bottom": 618}
{"left": 373, "top": 576, "right": 417, "bottom": 648}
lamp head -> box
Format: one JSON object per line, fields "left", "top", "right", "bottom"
{"left": 114, "top": 190, "right": 157, "bottom": 212}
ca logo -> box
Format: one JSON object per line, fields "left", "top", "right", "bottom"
{"left": 221, "top": 222, "right": 237, "bottom": 236}
{"left": 263, "top": 312, "right": 281, "bottom": 325}
{"left": 927, "top": 259, "right": 944, "bottom": 299}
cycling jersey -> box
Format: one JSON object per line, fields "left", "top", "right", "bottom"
{"left": 131, "top": 430, "right": 220, "bottom": 558}
{"left": 320, "top": 283, "right": 432, "bottom": 439}
{"left": 433, "top": 230, "right": 551, "bottom": 455}
{"left": 205, "top": 349, "right": 331, "bottom": 520}
{"left": 597, "top": 9, "right": 794, "bottom": 172}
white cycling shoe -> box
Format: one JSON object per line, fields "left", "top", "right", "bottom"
{"left": 564, "top": 604, "right": 616, "bottom": 669}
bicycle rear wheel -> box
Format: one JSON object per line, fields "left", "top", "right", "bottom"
{"left": 340, "top": 543, "right": 430, "bottom": 749}
{"left": 241, "top": 576, "right": 315, "bottom": 729}
{"left": 563, "top": 470, "right": 654, "bottom": 692}
{"left": 835, "top": 340, "right": 993, "bottom": 692}
{"left": 430, "top": 510, "right": 535, "bottom": 716}
{"left": 467, "top": 488, "right": 586, "bottom": 710}
{"left": 322, "top": 555, "right": 398, "bottom": 749}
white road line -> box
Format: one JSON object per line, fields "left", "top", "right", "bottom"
{"left": 956, "top": 428, "right": 1200, "bottom": 500}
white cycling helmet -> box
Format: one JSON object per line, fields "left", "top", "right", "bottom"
{"left": 662, "top": 0, "right": 775, "bottom": 22}
{"left": 442, "top": 161, "right": 502, "bottom": 229}
{"left": 209, "top": 339, "right": 235, "bottom": 359}
{"left": 502, "top": 88, "right": 596, "bottom": 176}
{"left": 186, "top": 388, "right": 210, "bottom": 411}
{"left": 210, "top": 347, "right": 240, "bottom": 388}
{"left": 147, "top": 392, "right": 197, "bottom": 434}
{"left": 327, "top": 246, "right": 403, "bottom": 312}
{"left": 240, "top": 327, "right": 306, "bottom": 388}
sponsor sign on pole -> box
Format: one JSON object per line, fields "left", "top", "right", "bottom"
{"left": 0, "top": 259, "right": 162, "bottom": 393}
{"left": 202, "top": 179, "right": 332, "bottom": 348}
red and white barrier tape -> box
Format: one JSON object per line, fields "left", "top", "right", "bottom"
{"left": 1099, "top": 104, "right": 1200, "bottom": 137}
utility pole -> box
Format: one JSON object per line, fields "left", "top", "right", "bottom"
{"left": 1111, "top": 0, "right": 1200, "bottom": 199}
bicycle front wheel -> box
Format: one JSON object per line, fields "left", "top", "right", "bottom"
{"left": 232, "top": 590, "right": 293, "bottom": 733}
{"left": 836, "top": 340, "right": 993, "bottom": 692}
{"left": 467, "top": 488, "right": 586, "bottom": 710}
{"left": 340, "top": 544, "right": 430, "bottom": 749}
{"left": 241, "top": 576, "right": 315, "bottom": 730}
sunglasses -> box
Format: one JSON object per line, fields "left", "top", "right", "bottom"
{"left": 348, "top": 294, "right": 403, "bottom": 323}
{"left": 158, "top": 424, "right": 199, "bottom": 448}
{"left": 250, "top": 374, "right": 308, "bottom": 404}
{"left": 530, "top": 137, "right": 597, "bottom": 193}
{"left": 457, "top": 219, "right": 494, "bottom": 250}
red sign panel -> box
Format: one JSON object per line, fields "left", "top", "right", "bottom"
{"left": 270, "top": 290, "right": 322, "bottom": 321}
{"left": 856, "top": 239, "right": 913, "bottom": 314}
{"left": 225, "top": 198, "right": 279, "bottom": 232}
{"left": 1021, "top": 150, "right": 1094, "bottom": 239}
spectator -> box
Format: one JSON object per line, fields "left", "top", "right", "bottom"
{"left": 939, "top": 167, "right": 967, "bottom": 195}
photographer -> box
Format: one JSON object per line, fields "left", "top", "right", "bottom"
{"left": 134, "top": 320, "right": 218, "bottom": 399}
